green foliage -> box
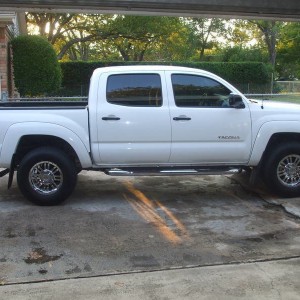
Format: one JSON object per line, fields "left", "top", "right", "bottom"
{"left": 103, "top": 15, "right": 182, "bottom": 61}
{"left": 11, "top": 35, "right": 62, "bottom": 96}
{"left": 59, "top": 61, "right": 271, "bottom": 95}
{"left": 185, "top": 18, "right": 226, "bottom": 60}
{"left": 219, "top": 46, "right": 268, "bottom": 63}
{"left": 277, "top": 22, "right": 300, "bottom": 79}
{"left": 25, "top": 14, "right": 300, "bottom": 81}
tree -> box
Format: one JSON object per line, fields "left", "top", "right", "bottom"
{"left": 26, "top": 13, "right": 117, "bottom": 60}
{"left": 11, "top": 35, "right": 62, "bottom": 96}
{"left": 250, "top": 21, "right": 282, "bottom": 68}
{"left": 276, "top": 22, "right": 300, "bottom": 79}
{"left": 185, "top": 18, "right": 226, "bottom": 61}
{"left": 25, "top": 13, "right": 75, "bottom": 45}
{"left": 227, "top": 20, "right": 281, "bottom": 68}
{"left": 148, "top": 19, "right": 197, "bottom": 61}
{"left": 25, "top": 13, "right": 228, "bottom": 62}
{"left": 106, "top": 15, "right": 180, "bottom": 61}
{"left": 25, "top": 13, "right": 181, "bottom": 62}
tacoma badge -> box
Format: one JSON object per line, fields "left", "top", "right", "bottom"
{"left": 218, "top": 136, "right": 240, "bottom": 140}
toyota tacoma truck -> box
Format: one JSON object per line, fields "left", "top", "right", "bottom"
{"left": 1, "top": 65, "right": 300, "bottom": 205}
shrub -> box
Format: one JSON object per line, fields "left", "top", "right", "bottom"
{"left": 59, "top": 61, "right": 271, "bottom": 96}
{"left": 11, "top": 35, "right": 62, "bottom": 96}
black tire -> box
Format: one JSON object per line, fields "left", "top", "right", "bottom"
{"left": 17, "top": 147, "right": 77, "bottom": 206}
{"left": 263, "top": 142, "right": 300, "bottom": 197}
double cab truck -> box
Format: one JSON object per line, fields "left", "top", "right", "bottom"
{"left": 1, "top": 65, "right": 300, "bottom": 205}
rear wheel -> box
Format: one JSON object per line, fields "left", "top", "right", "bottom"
{"left": 17, "top": 147, "right": 77, "bottom": 205}
{"left": 263, "top": 142, "right": 300, "bottom": 197}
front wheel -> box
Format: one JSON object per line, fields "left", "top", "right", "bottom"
{"left": 263, "top": 142, "right": 300, "bottom": 197}
{"left": 17, "top": 147, "right": 77, "bottom": 205}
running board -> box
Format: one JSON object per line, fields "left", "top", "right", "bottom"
{"left": 104, "top": 167, "right": 242, "bottom": 177}
{"left": 0, "top": 168, "right": 9, "bottom": 178}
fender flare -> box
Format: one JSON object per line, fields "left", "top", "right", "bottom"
{"left": 0, "top": 122, "right": 92, "bottom": 168}
{"left": 249, "top": 120, "right": 300, "bottom": 165}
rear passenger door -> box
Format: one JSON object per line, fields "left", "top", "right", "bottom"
{"left": 96, "top": 71, "right": 171, "bottom": 165}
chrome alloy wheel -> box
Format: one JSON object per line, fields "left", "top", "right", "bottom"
{"left": 277, "top": 154, "right": 300, "bottom": 187}
{"left": 29, "top": 161, "right": 63, "bottom": 195}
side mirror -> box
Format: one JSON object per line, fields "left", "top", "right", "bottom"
{"left": 229, "top": 94, "right": 245, "bottom": 109}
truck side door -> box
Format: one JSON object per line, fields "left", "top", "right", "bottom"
{"left": 166, "top": 72, "right": 252, "bottom": 164}
{"left": 96, "top": 71, "right": 171, "bottom": 165}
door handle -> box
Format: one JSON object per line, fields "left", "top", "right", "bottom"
{"left": 102, "top": 116, "right": 120, "bottom": 121}
{"left": 173, "top": 116, "right": 191, "bottom": 121}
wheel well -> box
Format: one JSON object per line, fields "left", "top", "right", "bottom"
{"left": 261, "top": 132, "right": 300, "bottom": 165}
{"left": 15, "top": 135, "right": 82, "bottom": 171}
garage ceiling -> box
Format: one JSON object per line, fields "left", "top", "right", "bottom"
{"left": 1, "top": 0, "right": 300, "bottom": 20}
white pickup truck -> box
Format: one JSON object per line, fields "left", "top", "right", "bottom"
{"left": 1, "top": 65, "right": 300, "bottom": 205}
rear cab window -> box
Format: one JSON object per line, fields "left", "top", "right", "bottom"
{"left": 106, "top": 74, "right": 162, "bottom": 107}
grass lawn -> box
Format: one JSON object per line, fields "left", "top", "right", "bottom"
{"left": 247, "top": 93, "right": 300, "bottom": 104}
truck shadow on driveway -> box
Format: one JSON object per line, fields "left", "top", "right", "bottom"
{"left": 0, "top": 171, "right": 300, "bottom": 284}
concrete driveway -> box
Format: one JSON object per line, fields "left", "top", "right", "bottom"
{"left": 0, "top": 171, "right": 300, "bottom": 298}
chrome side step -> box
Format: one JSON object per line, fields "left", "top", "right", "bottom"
{"left": 105, "top": 167, "right": 242, "bottom": 177}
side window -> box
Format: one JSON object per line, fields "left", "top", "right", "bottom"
{"left": 106, "top": 74, "right": 162, "bottom": 107}
{"left": 171, "top": 74, "right": 232, "bottom": 108}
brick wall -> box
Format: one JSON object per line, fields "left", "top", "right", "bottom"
{"left": 0, "top": 25, "right": 17, "bottom": 98}
{"left": 0, "top": 26, "right": 8, "bottom": 97}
